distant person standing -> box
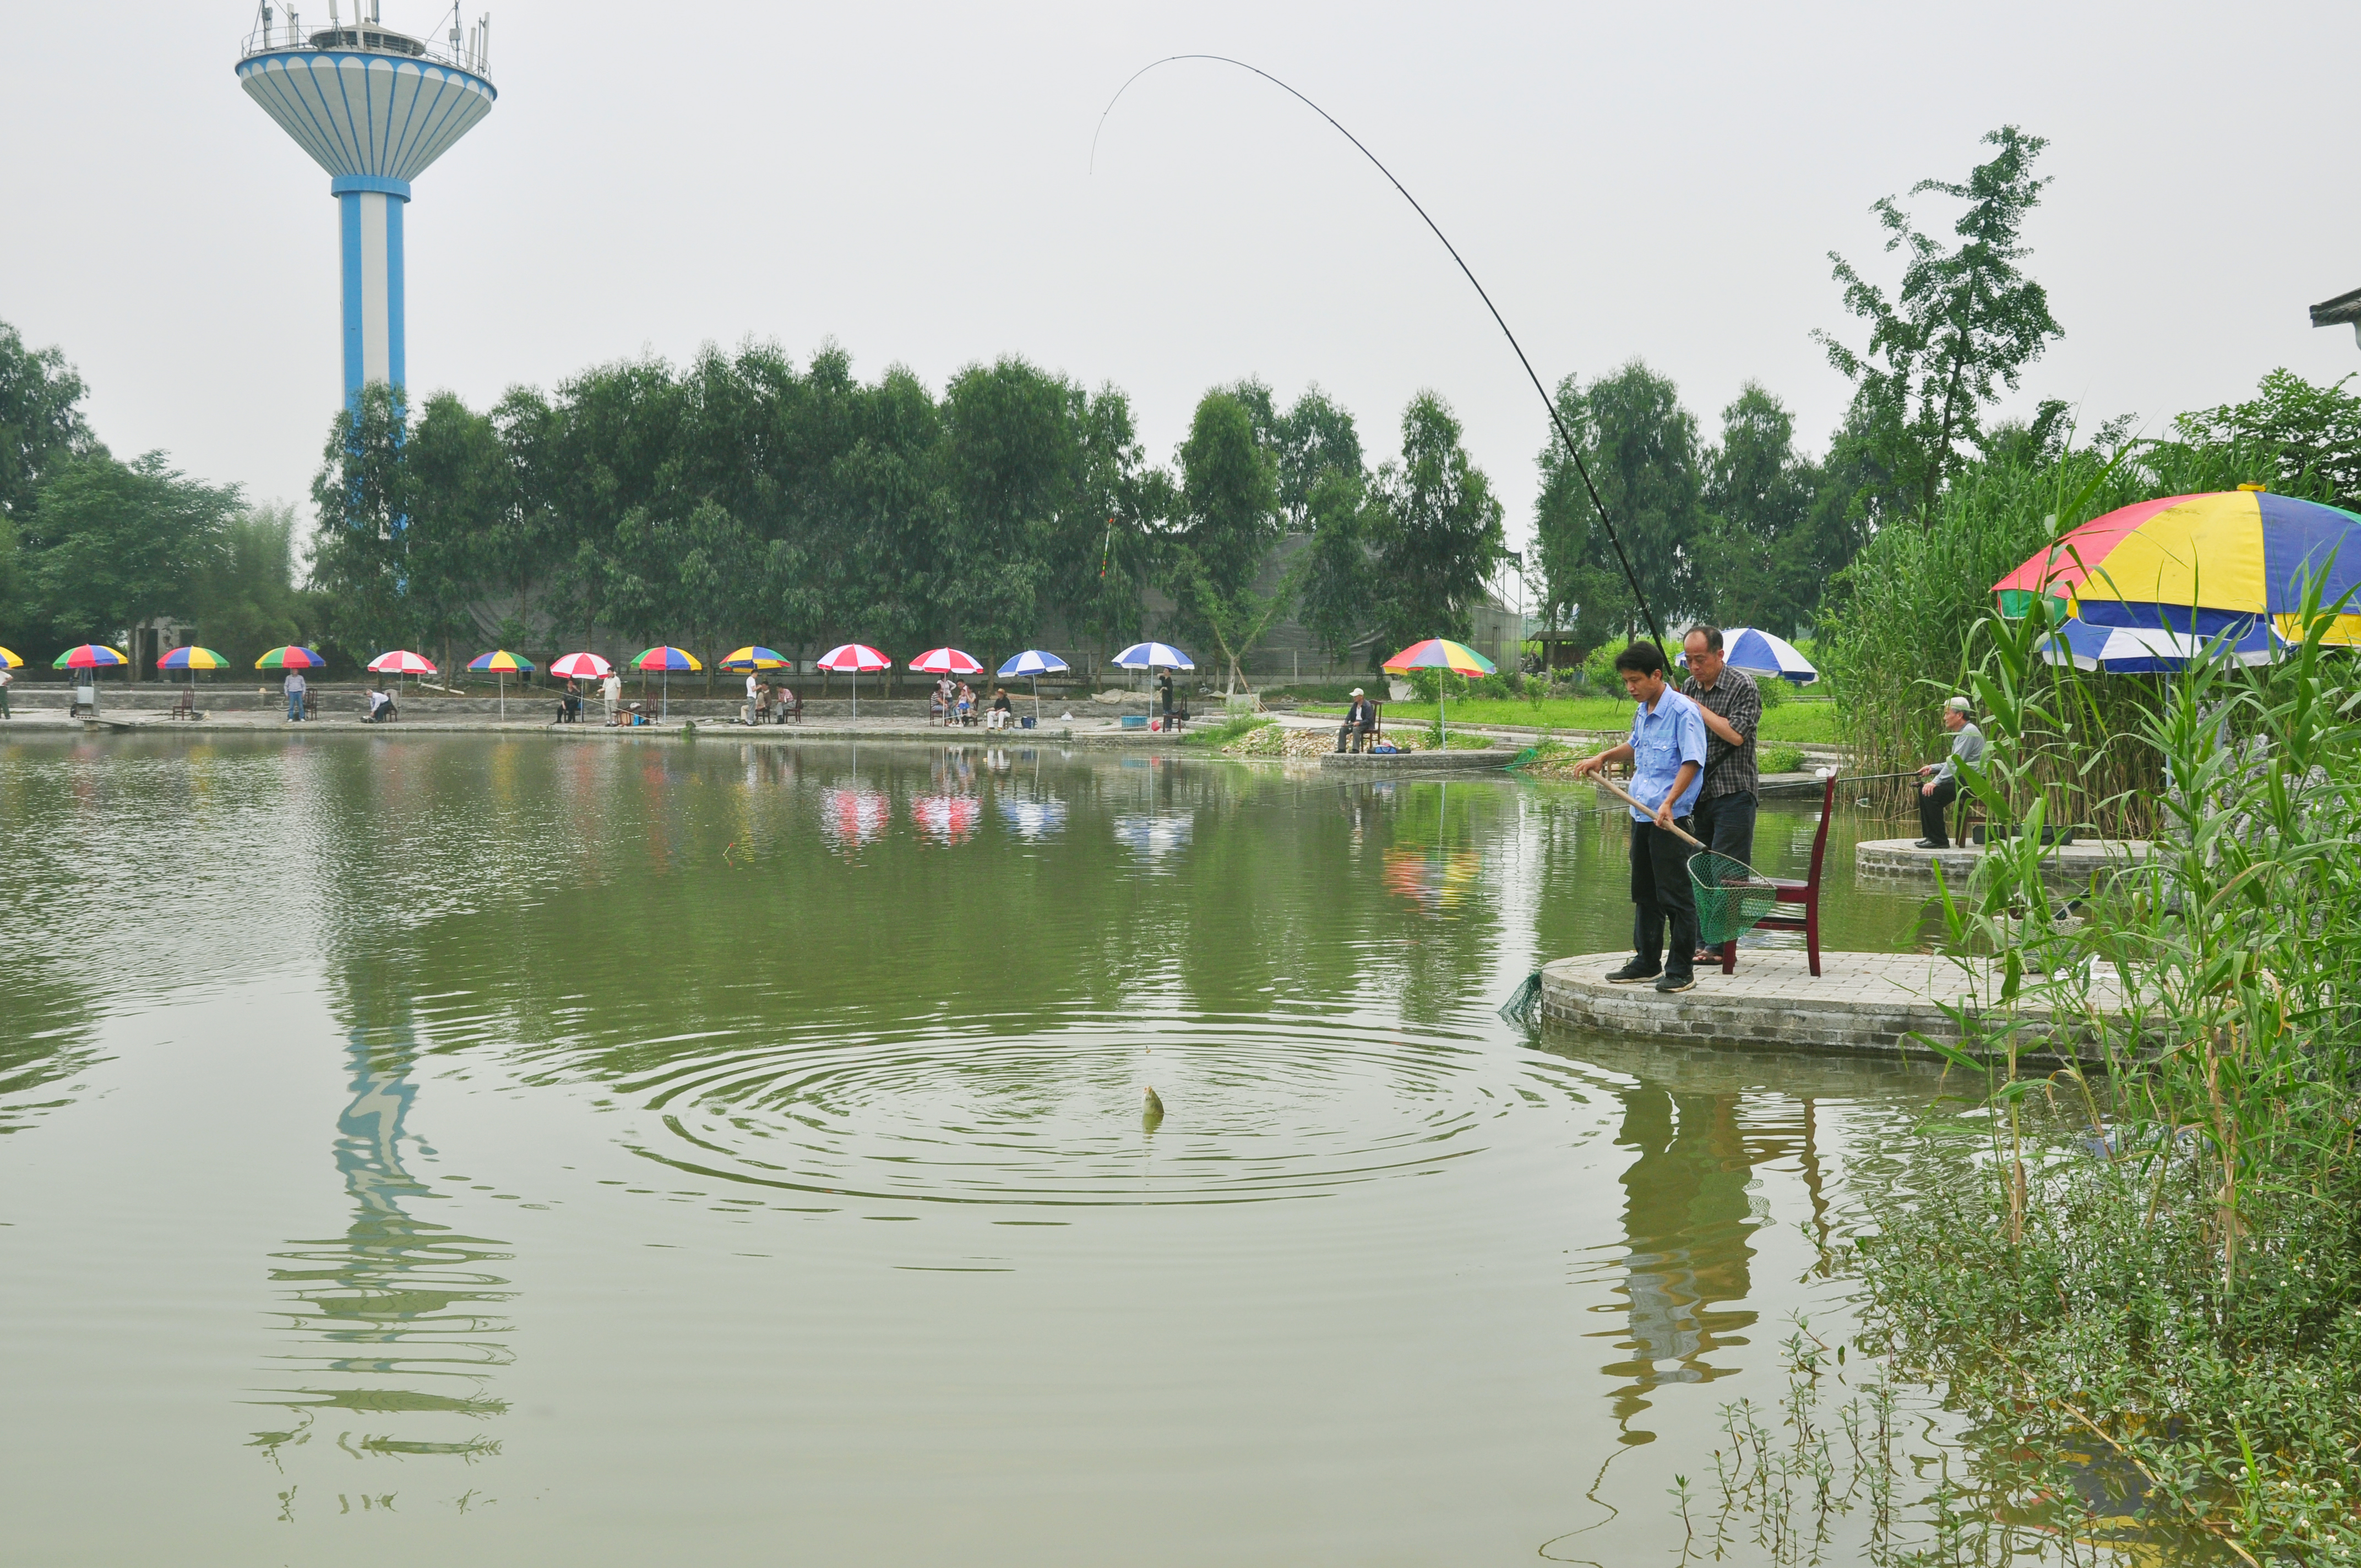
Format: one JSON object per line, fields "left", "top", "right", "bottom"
{"left": 1916, "top": 696, "right": 1985, "bottom": 848}
{"left": 602, "top": 669, "right": 622, "bottom": 726}
{"left": 1158, "top": 670, "right": 1174, "bottom": 728}
{"left": 0, "top": 661, "right": 12, "bottom": 719}
{"left": 284, "top": 668, "right": 307, "bottom": 722}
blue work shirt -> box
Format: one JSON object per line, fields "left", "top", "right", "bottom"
{"left": 1625, "top": 686, "right": 1707, "bottom": 821}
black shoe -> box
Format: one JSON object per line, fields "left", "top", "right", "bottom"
{"left": 1913, "top": 839, "right": 1944, "bottom": 849}
{"left": 1655, "top": 973, "right": 1696, "bottom": 994}
{"left": 1606, "top": 960, "right": 1660, "bottom": 984}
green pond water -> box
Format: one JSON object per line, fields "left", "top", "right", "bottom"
{"left": 1, "top": 734, "right": 1956, "bottom": 1565}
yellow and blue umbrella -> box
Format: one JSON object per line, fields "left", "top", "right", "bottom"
{"left": 54, "top": 644, "right": 130, "bottom": 670}
{"left": 256, "top": 645, "right": 327, "bottom": 670}
{"left": 467, "top": 649, "right": 535, "bottom": 720}
{"left": 157, "top": 645, "right": 231, "bottom": 671}
{"left": 0, "top": 646, "right": 22, "bottom": 669}
{"left": 1994, "top": 489, "right": 2361, "bottom": 645}
{"left": 630, "top": 646, "right": 701, "bottom": 720}
{"left": 1383, "top": 638, "right": 1497, "bottom": 744}
{"left": 719, "top": 646, "right": 788, "bottom": 671}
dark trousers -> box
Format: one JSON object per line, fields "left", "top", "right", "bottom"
{"left": 1335, "top": 722, "right": 1374, "bottom": 753}
{"left": 1630, "top": 818, "right": 1699, "bottom": 979}
{"left": 1920, "top": 778, "right": 1958, "bottom": 846}
{"left": 1693, "top": 790, "right": 1758, "bottom": 867}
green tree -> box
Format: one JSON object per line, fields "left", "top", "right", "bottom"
{"left": 1815, "top": 125, "right": 2063, "bottom": 526}
{"left": 193, "top": 502, "right": 309, "bottom": 663}
{"left": 1366, "top": 391, "right": 1507, "bottom": 655}
{"left": 31, "top": 451, "right": 241, "bottom": 656}
{"left": 1171, "top": 390, "right": 1285, "bottom": 690}
{"left": 0, "top": 319, "right": 94, "bottom": 526}
{"left": 1533, "top": 362, "right": 1703, "bottom": 653}
{"left": 2175, "top": 368, "right": 2361, "bottom": 507}
{"left": 1693, "top": 383, "right": 1826, "bottom": 635}
{"left": 307, "top": 383, "right": 414, "bottom": 659}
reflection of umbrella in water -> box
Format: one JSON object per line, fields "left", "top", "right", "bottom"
{"left": 995, "top": 797, "right": 1069, "bottom": 840}
{"left": 820, "top": 787, "right": 892, "bottom": 850}
{"left": 1112, "top": 812, "right": 1191, "bottom": 858}
{"left": 912, "top": 793, "right": 982, "bottom": 846}
{"left": 1381, "top": 846, "right": 1483, "bottom": 910}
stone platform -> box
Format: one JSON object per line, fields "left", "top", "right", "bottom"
{"left": 1538, "top": 949, "right": 2124, "bottom": 1064}
{"left": 1319, "top": 748, "right": 1506, "bottom": 771}
{"left": 1854, "top": 836, "right": 2151, "bottom": 889}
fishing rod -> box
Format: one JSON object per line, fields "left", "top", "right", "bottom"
{"left": 1092, "top": 55, "right": 1669, "bottom": 657}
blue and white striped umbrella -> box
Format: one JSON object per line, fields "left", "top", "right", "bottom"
{"left": 2038, "top": 616, "right": 2286, "bottom": 673}
{"left": 1112, "top": 641, "right": 1194, "bottom": 669}
{"left": 997, "top": 649, "right": 1070, "bottom": 677}
{"left": 1678, "top": 627, "right": 1819, "bottom": 685}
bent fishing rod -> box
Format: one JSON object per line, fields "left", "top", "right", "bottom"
{"left": 1092, "top": 55, "right": 1669, "bottom": 657}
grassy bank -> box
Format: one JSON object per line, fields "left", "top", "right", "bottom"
{"left": 1301, "top": 696, "right": 1841, "bottom": 745}
{"left": 1847, "top": 606, "right": 2361, "bottom": 1565}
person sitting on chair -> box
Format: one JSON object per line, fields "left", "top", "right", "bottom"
{"left": 365, "top": 684, "right": 396, "bottom": 723}
{"left": 955, "top": 682, "right": 976, "bottom": 726}
{"left": 1915, "top": 696, "right": 1985, "bottom": 848}
{"left": 558, "top": 679, "right": 584, "bottom": 724}
{"left": 773, "top": 684, "right": 796, "bottom": 724}
{"left": 987, "top": 687, "right": 1013, "bottom": 730}
{"left": 1335, "top": 688, "right": 1378, "bottom": 753}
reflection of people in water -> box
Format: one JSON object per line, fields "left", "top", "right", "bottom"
{"left": 1595, "top": 1086, "right": 1768, "bottom": 1434}
{"left": 254, "top": 1024, "right": 513, "bottom": 1476}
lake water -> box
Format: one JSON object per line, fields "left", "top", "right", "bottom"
{"left": 0, "top": 734, "right": 1951, "bottom": 1565}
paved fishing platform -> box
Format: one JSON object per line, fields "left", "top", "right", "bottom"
{"left": 1538, "top": 948, "right": 2126, "bottom": 1064}
{"left": 1854, "top": 836, "right": 2151, "bottom": 889}
{"left": 1320, "top": 748, "right": 1506, "bottom": 772}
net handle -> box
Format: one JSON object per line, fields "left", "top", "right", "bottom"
{"left": 1593, "top": 775, "right": 1707, "bottom": 851}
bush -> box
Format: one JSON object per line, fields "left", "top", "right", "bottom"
{"left": 1754, "top": 673, "right": 1791, "bottom": 709}
{"left": 1760, "top": 744, "right": 1806, "bottom": 772}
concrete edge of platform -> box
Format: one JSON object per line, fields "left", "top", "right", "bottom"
{"left": 1536, "top": 951, "right": 2115, "bottom": 1065}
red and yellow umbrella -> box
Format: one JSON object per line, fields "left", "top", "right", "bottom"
{"left": 1382, "top": 638, "right": 1498, "bottom": 744}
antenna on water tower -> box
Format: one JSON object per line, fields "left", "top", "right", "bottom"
{"left": 235, "top": 4, "right": 498, "bottom": 408}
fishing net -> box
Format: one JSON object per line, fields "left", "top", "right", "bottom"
{"left": 1688, "top": 850, "right": 1780, "bottom": 946}
{"left": 1497, "top": 970, "right": 1545, "bottom": 1026}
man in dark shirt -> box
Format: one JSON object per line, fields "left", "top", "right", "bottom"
{"left": 1335, "top": 688, "right": 1379, "bottom": 752}
{"left": 1680, "top": 627, "right": 1762, "bottom": 958}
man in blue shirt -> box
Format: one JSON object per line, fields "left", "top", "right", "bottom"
{"left": 1573, "top": 641, "right": 1708, "bottom": 992}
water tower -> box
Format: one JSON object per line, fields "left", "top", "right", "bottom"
{"left": 236, "top": 2, "right": 497, "bottom": 406}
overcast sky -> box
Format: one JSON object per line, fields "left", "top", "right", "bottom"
{"left": 5, "top": 1, "right": 2357, "bottom": 571}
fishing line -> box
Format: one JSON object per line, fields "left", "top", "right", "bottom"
{"left": 1092, "top": 55, "right": 1668, "bottom": 655}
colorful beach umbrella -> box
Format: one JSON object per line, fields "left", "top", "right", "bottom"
{"left": 548, "top": 651, "right": 612, "bottom": 681}
{"left": 998, "top": 649, "right": 1069, "bottom": 720}
{"left": 1677, "top": 627, "right": 1819, "bottom": 685}
{"left": 630, "top": 646, "right": 701, "bottom": 720}
{"left": 53, "top": 644, "right": 130, "bottom": 669}
{"left": 156, "top": 646, "right": 231, "bottom": 671}
{"left": 1994, "top": 489, "right": 2361, "bottom": 645}
{"left": 907, "top": 646, "right": 982, "bottom": 675}
{"left": 719, "top": 646, "right": 788, "bottom": 671}
{"left": 255, "top": 646, "right": 327, "bottom": 670}
{"left": 467, "top": 650, "right": 534, "bottom": 720}
{"left": 2038, "top": 617, "right": 2286, "bottom": 674}
{"left": 817, "top": 643, "right": 891, "bottom": 717}
{"left": 1383, "top": 638, "right": 1498, "bottom": 743}
{"left": 0, "top": 646, "right": 23, "bottom": 669}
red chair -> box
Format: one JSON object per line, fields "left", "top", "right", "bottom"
{"left": 1718, "top": 771, "right": 1834, "bottom": 978}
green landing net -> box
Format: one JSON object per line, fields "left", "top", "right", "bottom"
{"left": 1689, "top": 850, "right": 1780, "bottom": 946}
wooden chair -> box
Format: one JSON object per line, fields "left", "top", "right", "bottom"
{"left": 168, "top": 685, "right": 199, "bottom": 720}
{"left": 1718, "top": 771, "right": 1834, "bottom": 978}
{"left": 780, "top": 693, "right": 803, "bottom": 725}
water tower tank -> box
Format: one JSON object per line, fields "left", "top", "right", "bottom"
{"left": 236, "top": 2, "right": 497, "bottom": 406}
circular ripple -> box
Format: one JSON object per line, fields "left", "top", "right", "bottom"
{"left": 613, "top": 1012, "right": 1573, "bottom": 1206}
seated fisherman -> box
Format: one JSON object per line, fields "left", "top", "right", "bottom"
{"left": 1916, "top": 696, "right": 1985, "bottom": 848}
{"left": 365, "top": 684, "right": 395, "bottom": 723}
{"left": 987, "top": 687, "right": 1014, "bottom": 729}
{"left": 1334, "top": 688, "right": 1378, "bottom": 752}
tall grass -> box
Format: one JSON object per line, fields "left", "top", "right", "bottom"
{"left": 1819, "top": 438, "right": 2326, "bottom": 835}
{"left": 1854, "top": 590, "right": 2361, "bottom": 1565}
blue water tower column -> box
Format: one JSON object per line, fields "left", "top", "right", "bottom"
{"left": 333, "top": 175, "right": 411, "bottom": 405}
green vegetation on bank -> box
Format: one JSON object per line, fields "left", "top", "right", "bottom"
{"left": 1853, "top": 604, "right": 2361, "bottom": 1565}
{"left": 1305, "top": 696, "right": 1838, "bottom": 744}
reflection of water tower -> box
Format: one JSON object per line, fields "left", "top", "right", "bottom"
{"left": 235, "top": 2, "right": 497, "bottom": 405}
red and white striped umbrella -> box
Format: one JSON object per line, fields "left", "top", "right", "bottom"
{"left": 549, "top": 651, "right": 612, "bottom": 680}
{"left": 366, "top": 650, "right": 438, "bottom": 674}
{"left": 817, "top": 643, "right": 891, "bottom": 672}
{"left": 906, "top": 646, "right": 982, "bottom": 675}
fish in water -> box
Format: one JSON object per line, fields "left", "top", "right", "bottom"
{"left": 1141, "top": 1086, "right": 1165, "bottom": 1132}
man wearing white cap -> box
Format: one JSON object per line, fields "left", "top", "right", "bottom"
{"left": 1916, "top": 697, "right": 1985, "bottom": 848}
{"left": 1335, "top": 688, "right": 1379, "bottom": 753}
